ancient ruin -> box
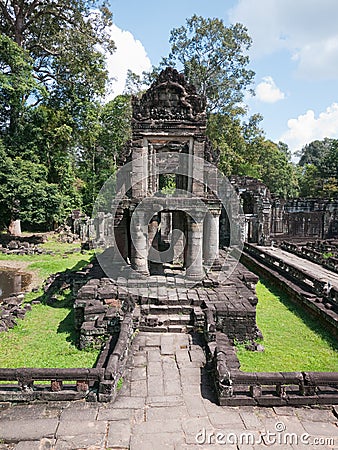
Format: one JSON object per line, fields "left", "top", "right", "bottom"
{"left": 0, "top": 68, "right": 337, "bottom": 407}
{"left": 74, "top": 67, "right": 261, "bottom": 349}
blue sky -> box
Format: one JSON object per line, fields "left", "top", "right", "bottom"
{"left": 106, "top": 0, "right": 338, "bottom": 158}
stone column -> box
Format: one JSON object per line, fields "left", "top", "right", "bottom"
{"left": 114, "top": 210, "right": 129, "bottom": 262}
{"left": 131, "top": 142, "right": 148, "bottom": 198}
{"left": 172, "top": 211, "right": 186, "bottom": 265}
{"left": 130, "top": 210, "right": 149, "bottom": 275}
{"left": 185, "top": 214, "right": 204, "bottom": 280}
{"left": 148, "top": 214, "right": 159, "bottom": 252}
{"left": 191, "top": 140, "right": 205, "bottom": 196}
{"left": 96, "top": 212, "right": 105, "bottom": 246}
{"left": 203, "top": 209, "right": 221, "bottom": 269}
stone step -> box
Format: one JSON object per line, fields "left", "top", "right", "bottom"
{"left": 141, "top": 304, "right": 193, "bottom": 315}
{"left": 138, "top": 296, "right": 193, "bottom": 306}
{"left": 139, "top": 314, "right": 192, "bottom": 327}
{"left": 139, "top": 324, "right": 194, "bottom": 333}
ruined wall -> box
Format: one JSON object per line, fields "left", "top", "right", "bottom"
{"left": 271, "top": 198, "right": 338, "bottom": 240}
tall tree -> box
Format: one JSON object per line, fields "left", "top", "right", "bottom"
{"left": 78, "top": 95, "right": 132, "bottom": 214}
{"left": 160, "top": 15, "right": 254, "bottom": 115}
{"left": 0, "top": 0, "right": 115, "bottom": 231}
{"left": 258, "top": 140, "right": 299, "bottom": 198}
{"left": 0, "top": 33, "right": 40, "bottom": 136}
{"left": 298, "top": 138, "right": 334, "bottom": 167}
{"left": 0, "top": 0, "right": 114, "bottom": 142}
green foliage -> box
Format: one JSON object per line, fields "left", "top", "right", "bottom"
{"left": 154, "top": 14, "right": 298, "bottom": 198}
{"left": 0, "top": 141, "right": 66, "bottom": 229}
{"left": 0, "top": 34, "right": 41, "bottom": 134}
{"left": 0, "top": 1, "right": 118, "bottom": 230}
{"left": 116, "top": 377, "right": 124, "bottom": 391}
{"left": 298, "top": 164, "right": 323, "bottom": 197}
{"left": 258, "top": 140, "right": 299, "bottom": 198}
{"left": 159, "top": 174, "right": 176, "bottom": 195}
{"left": 236, "top": 280, "right": 338, "bottom": 372}
{"left": 162, "top": 15, "right": 254, "bottom": 114}
{"left": 298, "top": 138, "right": 333, "bottom": 167}
{"left": 298, "top": 138, "right": 338, "bottom": 198}
{"left": 79, "top": 95, "right": 132, "bottom": 214}
{"left": 207, "top": 113, "right": 247, "bottom": 176}
{"left": 0, "top": 0, "right": 114, "bottom": 114}
{"left": 208, "top": 113, "right": 298, "bottom": 198}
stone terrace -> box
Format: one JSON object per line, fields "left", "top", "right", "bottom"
{"left": 75, "top": 252, "right": 261, "bottom": 349}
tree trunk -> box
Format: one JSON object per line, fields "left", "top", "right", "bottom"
{"left": 8, "top": 219, "right": 21, "bottom": 237}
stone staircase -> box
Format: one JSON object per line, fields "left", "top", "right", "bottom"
{"left": 135, "top": 301, "right": 204, "bottom": 333}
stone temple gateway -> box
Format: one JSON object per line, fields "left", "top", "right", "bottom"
{"left": 75, "top": 68, "right": 261, "bottom": 356}
{"left": 111, "top": 67, "right": 223, "bottom": 279}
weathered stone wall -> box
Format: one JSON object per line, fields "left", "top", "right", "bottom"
{"left": 74, "top": 277, "right": 127, "bottom": 350}
{"left": 271, "top": 198, "right": 338, "bottom": 240}
{"left": 228, "top": 176, "right": 272, "bottom": 245}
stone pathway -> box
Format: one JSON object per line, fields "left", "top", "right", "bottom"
{"left": 0, "top": 332, "right": 337, "bottom": 449}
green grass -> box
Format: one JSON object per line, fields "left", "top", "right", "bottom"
{"left": 0, "top": 237, "right": 93, "bottom": 282}
{"left": 0, "top": 302, "right": 98, "bottom": 368}
{"left": 236, "top": 279, "right": 338, "bottom": 372}
{"left": 0, "top": 235, "right": 99, "bottom": 368}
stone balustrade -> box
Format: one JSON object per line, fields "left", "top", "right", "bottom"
{"left": 0, "top": 309, "right": 135, "bottom": 403}
{"left": 280, "top": 240, "right": 338, "bottom": 274}
{"left": 212, "top": 332, "right": 338, "bottom": 407}
{"left": 0, "top": 368, "right": 104, "bottom": 402}
{"left": 244, "top": 243, "right": 338, "bottom": 303}
{"left": 242, "top": 243, "right": 338, "bottom": 334}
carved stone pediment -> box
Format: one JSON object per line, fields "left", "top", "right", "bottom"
{"left": 132, "top": 67, "right": 206, "bottom": 123}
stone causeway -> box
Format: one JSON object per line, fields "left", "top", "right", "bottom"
{"left": 0, "top": 332, "right": 337, "bottom": 449}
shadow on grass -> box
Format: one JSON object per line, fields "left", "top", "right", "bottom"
{"left": 57, "top": 307, "right": 79, "bottom": 347}
{"left": 259, "top": 277, "right": 338, "bottom": 353}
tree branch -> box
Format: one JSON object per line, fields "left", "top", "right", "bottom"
{"left": 31, "top": 42, "right": 60, "bottom": 56}
{"left": 25, "top": 0, "right": 43, "bottom": 19}
{"left": 0, "top": 0, "right": 15, "bottom": 27}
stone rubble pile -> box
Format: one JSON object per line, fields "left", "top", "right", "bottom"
{"left": 54, "top": 224, "right": 79, "bottom": 244}
{"left": 0, "top": 240, "right": 48, "bottom": 255}
{"left": 74, "top": 278, "right": 125, "bottom": 350}
{"left": 0, "top": 293, "right": 32, "bottom": 332}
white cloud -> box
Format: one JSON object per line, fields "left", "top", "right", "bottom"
{"left": 279, "top": 103, "right": 338, "bottom": 155}
{"left": 229, "top": 0, "right": 338, "bottom": 79}
{"left": 255, "top": 76, "right": 285, "bottom": 103}
{"left": 105, "top": 24, "right": 152, "bottom": 99}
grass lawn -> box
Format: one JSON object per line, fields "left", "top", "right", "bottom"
{"left": 0, "top": 235, "right": 99, "bottom": 368}
{"left": 0, "top": 235, "right": 93, "bottom": 282}
{"left": 236, "top": 279, "right": 338, "bottom": 372}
